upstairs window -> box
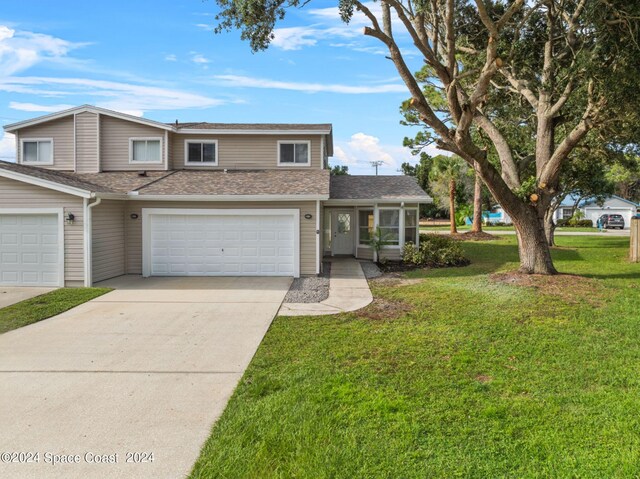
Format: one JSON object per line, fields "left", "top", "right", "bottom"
{"left": 278, "top": 141, "right": 310, "bottom": 166}
{"left": 130, "top": 138, "right": 162, "bottom": 164}
{"left": 185, "top": 140, "right": 217, "bottom": 165}
{"left": 22, "top": 139, "right": 53, "bottom": 165}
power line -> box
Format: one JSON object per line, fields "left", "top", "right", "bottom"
{"left": 370, "top": 160, "right": 384, "bottom": 175}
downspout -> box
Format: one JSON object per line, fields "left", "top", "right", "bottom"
{"left": 316, "top": 200, "right": 321, "bottom": 274}
{"left": 83, "top": 196, "right": 102, "bottom": 287}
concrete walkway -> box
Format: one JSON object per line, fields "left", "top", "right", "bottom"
{"left": 0, "top": 276, "right": 290, "bottom": 479}
{"left": 279, "top": 257, "right": 373, "bottom": 316}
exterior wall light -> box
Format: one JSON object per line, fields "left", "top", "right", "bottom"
{"left": 304, "top": 214, "right": 313, "bottom": 220}
{"left": 65, "top": 213, "right": 75, "bottom": 225}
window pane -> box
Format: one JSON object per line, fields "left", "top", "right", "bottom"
{"left": 404, "top": 209, "right": 417, "bottom": 227}
{"left": 404, "top": 227, "right": 417, "bottom": 244}
{"left": 358, "top": 210, "right": 374, "bottom": 245}
{"left": 23, "top": 142, "right": 38, "bottom": 162}
{"left": 188, "top": 142, "right": 202, "bottom": 162}
{"left": 337, "top": 213, "right": 351, "bottom": 233}
{"left": 280, "top": 144, "right": 294, "bottom": 163}
{"left": 379, "top": 227, "right": 399, "bottom": 245}
{"left": 132, "top": 140, "right": 146, "bottom": 162}
{"left": 146, "top": 140, "right": 161, "bottom": 162}
{"left": 379, "top": 210, "right": 400, "bottom": 227}
{"left": 38, "top": 141, "right": 52, "bottom": 163}
{"left": 294, "top": 143, "right": 309, "bottom": 163}
{"left": 202, "top": 143, "right": 216, "bottom": 162}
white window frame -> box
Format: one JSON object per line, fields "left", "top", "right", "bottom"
{"left": 184, "top": 139, "right": 218, "bottom": 166}
{"left": 277, "top": 140, "right": 311, "bottom": 167}
{"left": 357, "top": 208, "right": 375, "bottom": 247}
{"left": 358, "top": 207, "right": 419, "bottom": 250}
{"left": 20, "top": 138, "right": 54, "bottom": 166}
{"left": 129, "top": 137, "right": 163, "bottom": 164}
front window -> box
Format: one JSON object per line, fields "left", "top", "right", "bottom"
{"left": 186, "top": 140, "right": 217, "bottom": 164}
{"left": 379, "top": 209, "right": 400, "bottom": 245}
{"left": 278, "top": 141, "right": 310, "bottom": 166}
{"left": 130, "top": 138, "right": 162, "bottom": 163}
{"left": 358, "top": 210, "right": 374, "bottom": 245}
{"left": 562, "top": 208, "right": 573, "bottom": 219}
{"left": 22, "top": 139, "right": 52, "bottom": 164}
{"left": 404, "top": 209, "right": 418, "bottom": 244}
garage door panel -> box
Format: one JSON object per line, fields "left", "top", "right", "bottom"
{"left": 0, "top": 214, "right": 61, "bottom": 287}
{"left": 148, "top": 212, "right": 296, "bottom": 277}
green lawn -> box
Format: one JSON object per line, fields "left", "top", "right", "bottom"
{"left": 422, "top": 224, "right": 600, "bottom": 233}
{"left": 191, "top": 236, "right": 640, "bottom": 478}
{"left": 0, "top": 288, "right": 111, "bottom": 334}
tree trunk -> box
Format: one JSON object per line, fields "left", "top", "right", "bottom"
{"left": 544, "top": 210, "right": 556, "bottom": 247}
{"left": 471, "top": 173, "right": 483, "bottom": 233}
{"left": 449, "top": 178, "right": 457, "bottom": 234}
{"left": 512, "top": 207, "right": 558, "bottom": 274}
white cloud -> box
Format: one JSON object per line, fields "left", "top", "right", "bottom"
{"left": 164, "top": 54, "right": 177, "bottom": 61}
{"left": 9, "top": 102, "right": 75, "bottom": 112}
{"left": 191, "top": 52, "right": 210, "bottom": 64}
{"left": 271, "top": 25, "right": 358, "bottom": 51}
{"left": 335, "top": 132, "right": 444, "bottom": 174}
{"left": 0, "top": 25, "right": 87, "bottom": 76}
{"left": 1, "top": 76, "right": 226, "bottom": 114}
{"left": 213, "top": 74, "right": 406, "bottom": 94}
{"left": 0, "top": 132, "right": 16, "bottom": 161}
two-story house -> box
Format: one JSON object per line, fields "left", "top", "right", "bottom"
{"left": 0, "top": 105, "right": 431, "bottom": 287}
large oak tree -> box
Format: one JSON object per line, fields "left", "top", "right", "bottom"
{"left": 211, "top": 0, "right": 640, "bottom": 273}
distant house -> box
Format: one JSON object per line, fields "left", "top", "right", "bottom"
{"left": 488, "top": 195, "right": 639, "bottom": 229}
{"left": 581, "top": 196, "right": 639, "bottom": 230}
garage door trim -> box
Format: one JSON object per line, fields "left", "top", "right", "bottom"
{"left": 141, "top": 208, "right": 300, "bottom": 278}
{"left": 0, "top": 208, "right": 65, "bottom": 287}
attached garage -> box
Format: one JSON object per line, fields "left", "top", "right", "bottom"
{"left": 0, "top": 210, "right": 64, "bottom": 287}
{"left": 142, "top": 209, "right": 300, "bottom": 278}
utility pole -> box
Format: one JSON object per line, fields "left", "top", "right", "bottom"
{"left": 370, "top": 160, "right": 384, "bottom": 175}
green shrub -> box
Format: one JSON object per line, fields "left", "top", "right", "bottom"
{"left": 557, "top": 219, "right": 593, "bottom": 227}
{"left": 402, "top": 234, "right": 470, "bottom": 268}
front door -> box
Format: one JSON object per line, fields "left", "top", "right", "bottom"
{"left": 332, "top": 210, "right": 353, "bottom": 255}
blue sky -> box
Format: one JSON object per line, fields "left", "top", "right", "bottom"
{"left": 0, "top": 0, "right": 441, "bottom": 174}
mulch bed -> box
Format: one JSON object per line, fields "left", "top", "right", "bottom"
{"left": 354, "top": 297, "right": 414, "bottom": 321}
{"left": 450, "top": 231, "right": 501, "bottom": 241}
{"left": 489, "top": 271, "right": 606, "bottom": 306}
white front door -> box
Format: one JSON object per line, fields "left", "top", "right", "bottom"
{"left": 0, "top": 213, "right": 62, "bottom": 286}
{"left": 332, "top": 210, "right": 354, "bottom": 255}
{"left": 144, "top": 209, "right": 299, "bottom": 277}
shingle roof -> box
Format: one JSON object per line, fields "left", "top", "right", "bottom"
{"left": 136, "top": 169, "right": 330, "bottom": 196}
{"left": 330, "top": 175, "right": 432, "bottom": 201}
{"left": 0, "top": 160, "right": 116, "bottom": 193}
{"left": 171, "top": 122, "right": 332, "bottom": 131}
{"left": 71, "top": 171, "right": 173, "bottom": 193}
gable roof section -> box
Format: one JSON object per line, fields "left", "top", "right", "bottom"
{"left": 581, "top": 195, "right": 639, "bottom": 208}
{"left": 3, "top": 105, "right": 174, "bottom": 133}
{"left": 0, "top": 160, "right": 114, "bottom": 198}
{"left": 329, "top": 175, "right": 432, "bottom": 203}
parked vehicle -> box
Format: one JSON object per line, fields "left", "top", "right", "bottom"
{"left": 598, "top": 214, "right": 625, "bottom": 229}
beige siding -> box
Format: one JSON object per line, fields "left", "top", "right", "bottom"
{"left": 170, "top": 134, "right": 323, "bottom": 170}
{"left": 17, "top": 116, "right": 74, "bottom": 170}
{"left": 92, "top": 200, "right": 125, "bottom": 282}
{"left": 100, "top": 116, "right": 167, "bottom": 171}
{"left": 124, "top": 201, "right": 317, "bottom": 275}
{"left": 0, "top": 177, "right": 84, "bottom": 284}
{"left": 76, "top": 112, "right": 99, "bottom": 173}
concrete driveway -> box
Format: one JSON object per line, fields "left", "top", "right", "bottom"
{"left": 0, "top": 275, "right": 291, "bottom": 479}
{"left": 0, "top": 287, "right": 55, "bottom": 309}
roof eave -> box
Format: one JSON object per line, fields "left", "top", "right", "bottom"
{"left": 175, "top": 128, "right": 332, "bottom": 135}
{"left": 4, "top": 105, "right": 174, "bottom": 133}
{"left": 0, "top": 167, "right": 95, "bottom": 198}
{"left": 325, "top": 197, "right": 432, "bottom": 205}
{"left": 127, "top": 193, "right": 330, "bottom": 201}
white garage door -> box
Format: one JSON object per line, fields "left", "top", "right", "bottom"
{"left": 0, "top": 213, "right": 62, "bottom": 286}
{"left": 144, "top": 210, "right": 298, "bottom": 277}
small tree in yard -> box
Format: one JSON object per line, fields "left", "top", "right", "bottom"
{"left": 430, "top": 155, "right": 469, "bottom": 234}
{"left": 210, "top": 0, "right": 640, "bottom": 274}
